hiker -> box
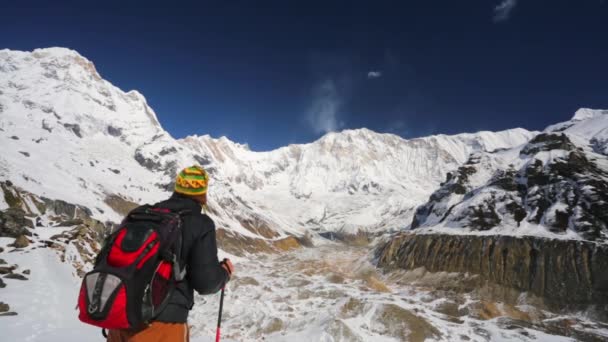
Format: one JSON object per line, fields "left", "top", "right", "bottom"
{"left": 100, "top": 165, "right": 234, "bottom": 342}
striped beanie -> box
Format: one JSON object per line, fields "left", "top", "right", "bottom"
{"left": 175, "top": 165, "right": 209, "bottom": 196}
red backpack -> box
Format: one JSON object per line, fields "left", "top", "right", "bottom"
{"left": 78, "top": 205, "right": 189, "bottom": 330}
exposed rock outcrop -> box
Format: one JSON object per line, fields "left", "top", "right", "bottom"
{"left": 378, "top": 233, "right": 608, "bottom": 313}
{"left": 411, "top": 133, "right": 608, "bottom": 243}
{"left": 0, "top": 182, "right": 111, "bottom": 276}
{"left": 41, "top": 197, "right": 92, "bottom": 219}
{"left": 0, "top": 208, "right": 32, "bottom": 237}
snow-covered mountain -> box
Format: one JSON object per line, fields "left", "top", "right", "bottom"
{"left": 0, "top": 47, "right": 536, "bottom": 242}
{"left": 3, "top": 47, "right": 608, "bottom": 341}
{"left": 411, "top": 108, "right": 608, "bottom": 243}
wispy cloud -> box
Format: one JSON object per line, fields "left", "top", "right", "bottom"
{"left": 306, "top": 79, "right": 342, "bottom": 134}
{"left": 367, "top": 71, "right": 382, "bottom": 79}
{"left": 493, "top": 0, "right": 518, "bottom": 23}
{"left": 386, "top": 120, "right": 407, "bottom": 136}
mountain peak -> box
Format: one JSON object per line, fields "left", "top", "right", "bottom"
{"left": 31, "top": 47, "right": 84, "bottom": 59}
{"left": 319, "top": 127, "right": 395, "bottom": 144}
{"left": 545, "top": 109, "right": 608, "bottom": 150}
{"left": 572, "top": 108, "right": 608, "bottom": 121}
{"left": 0, "top": 47, "right": 83, "bottom": 60}
{"left": 1, "top": 47, "right": 102, "bottom": 82}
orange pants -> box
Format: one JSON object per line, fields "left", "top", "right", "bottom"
{"left": 107, "top": 322, "right": 189, "bottom": 342}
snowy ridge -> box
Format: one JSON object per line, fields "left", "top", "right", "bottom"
{"left": 412, "top": 109, "right": 608, "bottom": 243}
{"left": 0, "top": 47, "right": 536, "bottom": 239}
{"left": 177, "top": 127, "right": 535, "bottom": 234}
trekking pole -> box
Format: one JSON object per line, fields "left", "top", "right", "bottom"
{"left": 215, "top": 286, "right": 225, "bottom": 342}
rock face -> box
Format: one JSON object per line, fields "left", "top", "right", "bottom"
{"left": 41, "top": 197, "right": 93, "bottom": 220}
{"left": 378, "top": 233, "right": 608, "bottom": 310}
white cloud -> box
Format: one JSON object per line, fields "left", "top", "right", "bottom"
{"left": 307, "top": 79, "right": 342, "bottom": 134}
{"left": 493, "top": 0, "right": 518, "bottom": 22}
{"left": 385, "top": 120, "right": 410, "bottom": 137}
{"left": 367, "top": 71, "right": 382, "bottom": 79}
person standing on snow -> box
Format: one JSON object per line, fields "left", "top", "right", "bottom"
{"left": 107, "top": 165, "right": 235, "bottom": 342}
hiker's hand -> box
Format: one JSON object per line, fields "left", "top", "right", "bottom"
{"left": 221, "top": 258, "right": 234, "bottom": 277}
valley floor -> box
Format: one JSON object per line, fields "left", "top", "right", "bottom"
{"left": 1, "top": 227, "right": 607, "bottom": 341}
{"left": 196, "top": 243, "right": 608, "bottom": 342}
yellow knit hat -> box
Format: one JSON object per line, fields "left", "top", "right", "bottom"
{"left": 175, "top": 165, "right": 209, "bottom": 196}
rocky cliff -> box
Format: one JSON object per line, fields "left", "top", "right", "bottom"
{"left": 378, "top": 233, "right": 608, "bottom": 315}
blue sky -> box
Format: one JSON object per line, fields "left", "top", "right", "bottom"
{"left": 1, "top": 0, "right": 607, "bottom": 151}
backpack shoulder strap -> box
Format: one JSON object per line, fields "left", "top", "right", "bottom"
{"left": 173, "top": 210, "right": 191, "bottom": 282}
{"left": 146, "top": 207, "right": 191, "bottom": 282}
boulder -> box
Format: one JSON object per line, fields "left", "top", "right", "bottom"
{"left": 10, "top": 235, "right": 30, "bottom": 248}
{"left": 4, "top": 273, "right": 28, "bottom": 281}
{"left": 0, "top": 277, "right": 5, "bottom": 288}
{"left": 0, "top": 266, "right": 15, "bottom": 274}
{"left": 0, "top": 208, "right": 32, "bottom": 237}
{"left": 372, "top": 304, "right": 442, "bottom": 342}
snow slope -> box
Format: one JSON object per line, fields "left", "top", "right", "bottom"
{"left": 0, "top": 228, "right": 99, "bottom": 342}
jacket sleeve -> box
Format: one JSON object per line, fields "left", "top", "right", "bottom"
{"left": 187, "top": 217, "right": 229, "bottom": 295}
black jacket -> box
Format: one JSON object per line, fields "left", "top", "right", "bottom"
{"left": 153, "top": 193, "right": 229, "bottom": 322}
